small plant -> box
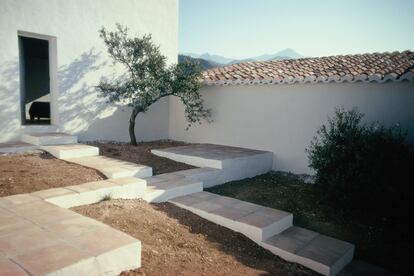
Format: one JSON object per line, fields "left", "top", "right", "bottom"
{"left": 307, "top": 107, "right": 413, "bottom": 219}
{"left": 100, "top": 193, "right": 112, "bottom": 202}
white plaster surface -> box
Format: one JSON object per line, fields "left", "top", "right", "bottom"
{"left": 152, "top": 144, "right": 273, "bottom": 187}
{"left": 168, "top": 82, "right": 414, "bottom": 173}
{"left": 0, "top": 0, "right": 178, "bottom": 143}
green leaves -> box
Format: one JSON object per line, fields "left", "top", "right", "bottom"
{"left": 306, "top": 107, "right": 413, "bottom": 220}
{"left": 96, "top": 24, "right": 211, "bottom": 143}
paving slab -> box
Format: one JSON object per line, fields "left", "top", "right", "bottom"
{"left": 41, "top": 144, "right": 99, "bottom": 159}
{"left": 65, "top": 155, "right": 152, "bottom": 178}
{"left": 152, "top": 144, "right": 273, "bottom": 187}
{"left": 143, "top": 177, "right": 203, "bottom": 203}
{"left": 0, "top": 193, "right": 142, "bottom": 275}
{"left": 169, "top": 192, "right": 293, "bottom": 243}
{"left": 262, "top": 226, "right": 354, "bottom": 276}
{"left": 43, "top": 179, "right": 147, "bottom": 208}
{"left": 0, "top": 257, "right": 29, "bottom": 275}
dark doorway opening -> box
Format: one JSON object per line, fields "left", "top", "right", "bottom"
{"left": 19, "top": 36, "right": 51, "bottom": 125}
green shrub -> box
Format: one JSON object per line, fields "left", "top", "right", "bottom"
{"left": 307, "top": 107, "right": 413, "bottom": 219}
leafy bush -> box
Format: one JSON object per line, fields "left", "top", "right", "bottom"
{"left": 307, "top": 107, "right": 413, "bottom": 219}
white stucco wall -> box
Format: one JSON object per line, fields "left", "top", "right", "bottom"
{"left": 0, "top": 0, "right": 178, "bottom": 142}
{"left": 168, "top": 82, "right": 414, "bottom": 174}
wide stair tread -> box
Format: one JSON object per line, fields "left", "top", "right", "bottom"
{"left": 41, "top": 143, "right": 99, "bottom": 159}
{"left": 169, "top": 191, "right": 293, "bottom": 243}
{"left": 263, "top": 226, "right": 354, "bottom": 276}
{"left": 151, "top": 144, "right": 272, "bottom": 169}
{"left": 21, "top": 132, "right": 77, "bottom": 146}
{"left": 32, "top": 177, "right": 147, "bottom": 208}
{"left": 0, "top": 193, "right": 141, "bottom": 274}
{"left": 151, "top": 144, "right": 273, "bottom": 187}
{"left": 143, "top": 173, "right": 203, "bottom": 203}
{"left": 65, "top": 155, "right": 152, "bottom": 179}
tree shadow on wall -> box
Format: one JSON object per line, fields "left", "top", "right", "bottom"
{"left": 0, "top": 60, "right": 23, "bottom": 141}
{"left": 57, "top": 48, "right": 120, "bottom": 135}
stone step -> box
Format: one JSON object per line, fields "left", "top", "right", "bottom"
{"left": 262, "top": 226, "right": 354, "bottom": 276}
{"left": 32, "top": 178, "right": 147, "bottom": 208}
{"left": 169, "top": 192, "right": 293, "bottom": 243}
{"left": 0, "top": 141, "right": 39, "bottom": 154}
{"left": 151, "top": 144, "right": 273, "bottom": 187}
{"left": 21, "top": 132, "right": 77, "bottom": 146}
{"left": 65, "top": 155, "right": 152, "bottom": 179}
{"left": 143, "top": 174, "right": 203, "bottom": 203}
{"left": 168, "top": 167, "right": 223, "bottom": 188}
{"left": 0, "top": 194, "right": 141, "bottom": 275}
{"left": 41, "top": 144, "right": 99, "bottom": 159}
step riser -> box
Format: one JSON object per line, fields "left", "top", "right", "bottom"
{"left": 46, "top": 242, "right": 141, "bottom": 275}
{"left": 101, "top": 167, "right": 153, "bottom": 179}
{"left": 151, "top": 150, "right": 223, "bottom": 168}
{"left": 143, "top": 182, "right": 203, "bottom": 203}
{"left": 21, "top": 134, "right": 77, "bottom": 146}
{"left": 46, "top": 185, "right": 147, "bottom": 209}
{"left": 152, "top": 150, "right": 273, "bottom": 188}
{"left": 0, "top": 145, "right": 39, "bottom": 153}
{"left": 172, "top": 201, "right": 293, "bottom": 244}
{"left": 43, "top": 147, "right": 99, "bottom": 159}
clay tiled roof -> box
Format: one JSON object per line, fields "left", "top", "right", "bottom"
{"left": 202, "top": 51, "right": 414, "bottom": 85}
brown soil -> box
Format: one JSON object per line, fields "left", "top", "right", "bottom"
{"left": 88, "top": 140, "right": 196, "bottom": 175}
{"left": 73, "top": 199, "right": 315, "bottom": 276}
{"left": 0, "top": 152, "right": 105, "bottom": 197}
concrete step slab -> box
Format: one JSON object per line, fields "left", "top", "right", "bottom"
{"left": 21, "top": 132, "right": 77, "bottom": 146}
{"left": 0, "top": 195, "right": 141, "bottom": 275}
{"left": 169, "top": 191, "right": 293, "bottom": 243}
{"left": 41, "top": 144, "right": 99, "bottom": 159}
{"left": 262, "top": 226, "right": 354, "bottom": 276}
{"left": 65, "top": 156, "right": 152, "bottom": 179}
{"left": 143, "top": 176, "right": 203, "bottom": 203}
{"left": 39, "top": 179, "right": 147, "bottom": 208}
{"left": 171, "top": 167, "right": 223, "bottom": 188}
{"left": 152, "top": 144, "right": 273, "bottom": 187}
{"left": 0, "top": 141, "right": 39, "bottom": 154}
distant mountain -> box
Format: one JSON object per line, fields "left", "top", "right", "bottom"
{"left": 180, "top": 49, "right": 304, "bottom": 68}
{"left": 178, "top": 54, "right": 222, "bottom": 70}
{"left": 182, "top": 53, "right": 235, "bottom": 65}
{"left": 254, "top": 48, "right": 304, "bottom": 61}
{"left": 229, "top": 48, "right": 304, "bottom": 64}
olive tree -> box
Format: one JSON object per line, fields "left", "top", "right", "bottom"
{"left": 97, "top": 24, "right": 210, "bottom": 145}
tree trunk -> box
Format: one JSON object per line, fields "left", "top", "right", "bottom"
{"left": 129, "top": 108, "right": 140, "bottom": 145}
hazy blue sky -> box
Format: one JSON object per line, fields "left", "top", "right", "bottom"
{"left": 179, "top": 0, "right": 414, "bottom": 59}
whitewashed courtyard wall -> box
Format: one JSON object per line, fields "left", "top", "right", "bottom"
{"left": 0, "top": 0, "right": 178, "bottom": 142}
{"left": 168, "top": 82, "right": 414, "bottom": 174}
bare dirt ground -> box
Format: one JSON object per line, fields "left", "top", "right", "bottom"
{"left": 88, "top": 140, "right": 196, "bottom": 175}
{"left": 73, "top": 199, "right": 315, "bottom": 276}
{"left": 0, "top": 151, "right": 105, "bottom": 197}
{"left": 1, "top": 141, "right": 194, "bottom": 197}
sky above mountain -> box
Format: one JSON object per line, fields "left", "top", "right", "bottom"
{"left": 179, "top": 0, "right": 414, "bottom": 59}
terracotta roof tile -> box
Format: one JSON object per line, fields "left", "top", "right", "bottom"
{"left": 202, "top": 51, "right": 414, "bottom": 85}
